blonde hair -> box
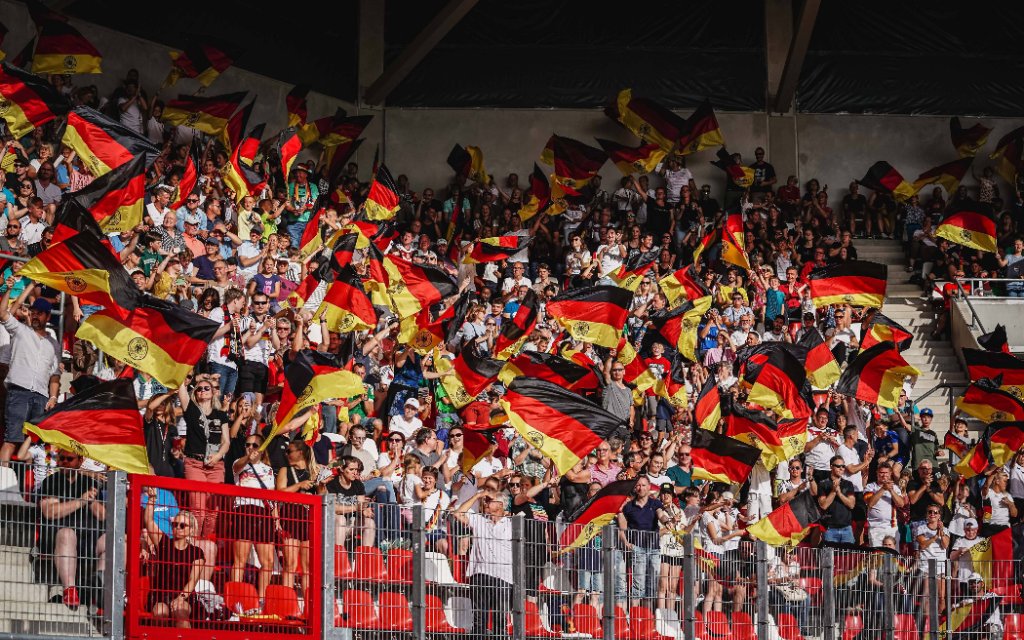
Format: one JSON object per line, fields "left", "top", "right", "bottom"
{"left": 191, "top": 374, "right": 223, "bottom": 411}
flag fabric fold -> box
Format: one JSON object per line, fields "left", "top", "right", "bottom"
{"left": 808, "top": 261, "right": 887, "bottom": 309}
{"left": 0, "top": 62, "right": 69, "bottom": 138}
{"left": 546, "top": 286, "right": 632, "bottom": 349}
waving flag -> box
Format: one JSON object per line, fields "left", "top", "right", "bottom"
{"left": 677, "top": 100, "right": 725, "bottom": 155}
{"left": 857, "top": 161, "right": 915, "bottom": 201}
{"left": 540, "top": 134, "right": 607, "bottom": 190}
{"left": 836, "top": 341, "right": 919, "bottom": 410}
{"left": 440, "top": 346, "right": 505, "bottom": 408}
{"left": 747, "top": 491, "right": 823, "bottom": 546}
{"left": 606, "top": 88, "right": 686, "bottom": 152}
{"left": 316, "top": 267, "right": 377, "bottom": 334}
{"left": 659, "top": 264, "right": 710, "bottom": 307}
{"left": 559, "top": 479, "right": 638, "bottom": 554}
{"left": 499, "top": 350, "right": 601, "bottom": 392}
{"left": 726, "top": 405, "right": 807, "bottom": 470}
{"left": 547, "top": 286, "right": 632, "bottom": 349}
{"left": 364, "top": 164, "right": 402, "bottom": 221}
{"left": 798, "top": 329, "right": 842, "bottom": 388}
{"left": 950, "top": 117, "right": 992, "bottom": 158}
{"left": 162, "top": 92, "right": 246, "bottom": 136}
{"left": 643, "top": 295, "right": 713, "bottom": 362}
{"left": 615, "top": 339, "right": 661, "bottom": 395}
{"left": 694, "top": 375, "right": 723, "bottom": 431}
{"left": 691, "top": 429, "right": 760, "bottom": 484}
{"left": 170, "top": 141, "right": 201, "bottom": 210}
{"left": 464, "top": 235, "right": 532, "bottom": 264}
{"left": 808, "top": 261, "right": 887, "bottom": 309}
{"left": 956, "top": 376, "right": 1024, "bottom": 424}
{"left": 860, "top": 312, "right": 914, "bottom": 353}
{"left": 494, "top": 288, "right": 539, "bottom": 359}
{"left": 67, "top": 153, "right": 146, "bottom": 233}
{"left": 596, "top": 138, "right": 666, "bottom": 176}
{"left": 518, "top": 163, "right": 551, "bottom": 222}
{"left": 964, "top": 348, "right": 1024, "bottom": 386}
{"left": 33, "top": 20, "right": 101, "bottom": 74}
{"left": 978, "top": 325, "right": 1010, "bottom": 354}
{"left": 935, "top": 202, "right": 998, "bottom": 253}
{"left": 990, "top": 125, "right": 1024, "bottom": 183}
{"left": 0, "top": 62, "right": 69, "bottom": 137}
{"left": 382, "top": 256, "right": 457, "bottom": 318}
{"left": 911, "top": 157, "right": 973, "bottom": 196}
{"left": 20, "top": 229, "right": 138, "bottom": 310}
{"left": 165, "top": 43, "right": 232, "bottom": 88}
{"left": 742, "top": 344, "right": 812, "bottom": 420}
{"left": 270, "top": 350, "right": 364, "bottom": 437}
{"left": 61, "top": 106, "right": 160, "bottom": 177}
{"left": 285, "top": 84, "right": 309, "bottom": 127}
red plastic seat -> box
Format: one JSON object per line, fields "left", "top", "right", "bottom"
{"left": 842, "top": 613, "right": 863, "bottom": 640}
{"left": 224, "top": 581, "right": 259, "bottom": 615}
{"left": 378, "top": 591, "right": 413, "bottom": 631}
{"left": 704, "top": 610, "right": 730, "bottom": 638}
{"left": 264, "top": 585, "right": 303, "bottom": 625}
{"left": 628, "top": 606, "right": 673, "bottom": 640}
{"left": 732, "top": 611, "right": 757, "bottom": 640}
{"left": 1006, "top": 613, "right": 1024, "bottom": 640}
{"left": 386, "top": 548, "right": 413, "bottom": 584}
{"left": 893, "top": 613, "right": 919, "bottom": 640}
{"left": 776, "top": 612, "right": 804, "bottom": 640}
{"left": 337, "top": 589, "right": 379, "bottom": 629}
{"left": 613, "top": 605, "right": 631, "bottom": 639}
{"left": 425, "top": 594, "right": 466, "bottom": 633}
{"left": 334, "top": 546, "right": 355, "bottom": 580}
{"left": 995, "top": 584, "right": 1024, "bottom": 606}
{"left": 571, "top": 603, "right": 603, "bottom": 638}
{"left": 353, "top": 545, "right": 388, "bottom": 581}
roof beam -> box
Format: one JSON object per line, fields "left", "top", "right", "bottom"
{"left": 772, "top": 0, "right": 821, "bottom": 114}
{"left": 363, "top": 0, "right": 479, "bottom": 107}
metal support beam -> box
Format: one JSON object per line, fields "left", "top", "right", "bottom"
{"left": 772, "top": 0, "right": 821, "bottom": 114}
{"left": 362, "top": 0, "right": 479, "bottom": 106}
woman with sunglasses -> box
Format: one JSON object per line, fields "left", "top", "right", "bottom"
{"left": 276, "top": 439, "right": 324, "bottom": 595}
{"left": 230, "top": 433, "right": 280, "bottom": 600}
{"left": 142, "top": 489, "right": 204, "bottom": 627}
{"left": 177, "top": 374, "right": 230, "bottom": 538}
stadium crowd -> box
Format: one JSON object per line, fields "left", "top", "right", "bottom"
{"left": 2, "top": 68, "right": 1023, "bottom": 640}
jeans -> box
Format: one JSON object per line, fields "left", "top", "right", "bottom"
{"left": 823, "top": 526, "right": 855, "bottom": 544}
{"left": 363, "top": 477, "right": 396, "bottom": 503}
{"left": 287, "top": 221, "right": 307, "bottom": 249}
{"left": 208, "top": 362, "right": 238, "bottom": 396}
{"left": 630, "top": 545, "right": 661, "bottom": 600}
{"left": 5, "top": 385, "right": 47, "bottom": 444}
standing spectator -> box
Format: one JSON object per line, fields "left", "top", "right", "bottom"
{"left": 813, "top": 455, "right": 857, "bottom": 543}
{"left": 453, "top": 490, "right": 513, "bottom": 638}
{"left": 177, "top": 375, "right": 230, "bottom": 538}
{"left": 206, "top": 289, "right": 246, "bottom": 402}
{"left": 906, "top": 460, "right": 944, "bottom": 542}
{"left": 617, "top": 476, "right": 665, "bottom": 607}
{"left": 237, "top": 293, "right": 279, "bottom": 409}
{"left": 749, "top": 147, "right": 776, "bottom": 196}
{"left": 864, "top": 462, "right": 906, "bottom": 546}
{"left": 804, "top": 407, "right": 839, "bottom": 483}
{"left": 590, "top": 442, "right": 621, "bottom": 487}
{"left": 909, "top": 408, "right": 939, "bottom": 468}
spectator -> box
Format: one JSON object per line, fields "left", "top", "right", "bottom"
{"left": 814, "top": 455, "right": 857, "bottom": 544}
{"left": 177, "top": 375, "right": 230, "bottom": 538}
{"left": 864, "top": 462, "right": 906, "bottom": 547}
{"left": 617, "top": 476, "right": 665, "bottom": 607}
{"left": 453, "top": 489, "right": 513, "bottom": 638}
{"left": 141, "top": 494, "right": 204, "bottom": 627}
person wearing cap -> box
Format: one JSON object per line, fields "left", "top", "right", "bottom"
{"left": 145, "top": 185, "right": 174, "bottom": 227}
{"left": 284, "top": 163, "right": 318, "bottom": 249}
{"left": 0, "top": 280, "right": 60, "bottom": 464}
{"left": 949, "top": 517, "right": 984, "bottom": 585}
{"left": 388, "top": 398, "right": 423, "bottom": 440}
{"left": 952, "top": 572, "right": 1003, "bottom": 637}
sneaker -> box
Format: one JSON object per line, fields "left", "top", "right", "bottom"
{"left": 63, "top": 586, "right": 80, "bottom": 610}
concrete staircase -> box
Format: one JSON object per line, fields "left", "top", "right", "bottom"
{"left": 858, "top": 239, "right": 966, "bottom": 433}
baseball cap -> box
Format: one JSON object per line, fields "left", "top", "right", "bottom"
{"left": 920, "top": 408, "right": 934, "bottom": 416}
{"left": 405, "top": 398, "right": 420, "bottom": 410}
{"left": 721, "top": 491, "right": 735, "bottom": 502}
{"left": 184, "top": 212, "right": 203, "bottom": 226}
{"left": 30, "top": 298, "right": 52, "bottom": 314}
{"left": 204, "top": 237, "right": 220, "bottom": 246}
{"left": 968, "top": 572, "right": 983, "bottom": 583}
{"left": 964, "top": 518, "right": 978, "bottom": 529}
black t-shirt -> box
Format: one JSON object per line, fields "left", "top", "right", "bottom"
{"left": 842, "top": 194, "right": 867, "bottom": 217}
{"left": 816, "top": 477, "right": 855, "bottom": 528}
{"left": 37, "top": 471, "right": 102, "bottom": 531}
{"left": 326, "top": 477, "right": 366, "bottom": 499}
{"left": 149, "top": 537, "right": 204, "bottom": 597}
{"left": 907, "top": 478, "right": 941, "bottom": 522}
{"left": 750, "top": 161, "right": 776, "bottom": 193}
{"left": 646, "top": 197, "right": 672, "bottom": 236}
{"left": 183, "top": 404, "right": 229, "bottom": 459}
{"left": 144, "top": 419, "right": 176, "bottom": 478}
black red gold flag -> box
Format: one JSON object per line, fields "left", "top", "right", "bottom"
{"left": 440, "top": 345, "right": 505, "bottom": 408}
{"left": 0, "top": 62, "right": 69, "bottom": 137}
{"left": 943, "top": 431, "right": 970, "bottom": 459}
{"left": 978, "top": 324, "right": 1010, "bottom": 354}
{"left": 399, "top": 305, "right": 450, "bottom": 355}
{"left": 67, "top": 153, "right": 146, "bottom": 233}
{"left": 220, "top": 97, "right": 254, "bottom": 153}
{"left": 677, "top": 99, "right": 725, "bottom": 155}
{"left": 446, "top": 144, "right": 488, "bottom": 183}
{"left": 540, "top": 134, "right": 607, "bottom": 190}
{"left": 24, "top": 378, "right": 147, "bottom": 474}
{"left": 459, "top": 424, "right": 497, "bottom": 473}
{"left": 25, "top": 0, "right": 67, "bottom": 26}
{"left": 690, "top": 429, "right": 760, "bottom": 484}
{"left": 694, "top": 375, "right": 722, "bottom": 431}
{"left": 499, "top": 351, "right": 601, "bottom": 392}
{"left": 955, "top": 376, "right": 1024, "bottom": 424}
{"left": 963, "top": 348, "right": 1024, "bottom": 386}
{"left": 464, "top": 235, "right": 532, "bottom": 264}
{"left": 596, "top": 138, "right": 666, "bottom": 176}
{"left": 711, "top": 148, "right": 754, "bottom": 189}
{"left": 494, "top": 289, "right": 539, "bottom": 359}
{"left": 659, "top": 264, "right": 710, "bottom": 308}
{"left": 61, "top": 106, "right": 160, "bottom": 177}
{"left": 518, "top": 163, "right": 551, "bottom": 221}
{"left": 382, "top": 256, "right": 457, "bottom": 319}
{"left": 547, "top": 285, "right": 632, "bottom": 349}
{"left": 741, "top": 344, "right": 812, "bottom": 420}
{"left": 558, "top": 479, "right": 638, "bottom": 553}
{"left": 606, "top": 88, "right": 686, "bottom": 152}
{"left": 642, "top": 295, "right": 713, "bottom": 363}
{"left": 165, "top": 43, "right": 232, "bottom": 88}
{"left": 720, "top": 217, "right": 750, "bottom": 270}
{"left": 33, "top": 20, "right": 102, "bottom": 75}
{"left": 286, "top": 84, "right": 309, "bottom": 127}
{"left": 797, "top": 329, "right": 842, "bottom": 388}
{"left": 911, "top": 157, "right": 973, "bottom": 196}
{"left": 220, "top": 127, "right": 266, "bottom": 202}
{"left": 990, "top": 124, "right": 1024, "bottom": 183}
{"left": 936, "top": 202, "right": 998, "bottom": 253}
{"left": 692, "top": 225, "right": 719, "bottom": 267}
{"left": 950, "top": 117, "right": 992, "bottom": 158}
{"left": 808, "top": 260, "right": 887, "bottom": 309}
{"left": 501, "top": 378, "right": 624, "bottom": 476}
{"left": 857, "top": 161, "right": 916, "bottom": 201}
{"left": 942, "top": 596, "right": 998, "bottom": 638}
{"left": 608, "top": 257, "right": 657, "bottom": 292}
{"left": 363, "top": 164, "right": 401, "bottom": 221}
{"left": 747, "top": 491, "right": 823, "bottom": 546}
{"left": 315, "top": 267, "right": 377, "bottom": 334}
{"left": 967, "top": 521, "right": 1024, "bottom": 589}
{"left": 50, "top": 198, "right": 108, "bottom": 245}
{"left": 955, "top": 422, "right": 1024, "bottom": 479}
{"left": 236, "top": 122, "right": 264, "bottom": 168}
{"left": 273, "top": 127, "right": 303, "bottom": 182}
{"left": 162, "top": 92, "right": 246, "bottom": 136}
{"left": 725, "top": 405, "right": 806, "bottom": 470}
{"left": 76, "top": 295, "right": 221, "bottom": 389}
{"left": 615, "top": 339, "right": 661, "bottom": 395}
{"left": 860, "top": 311, "right": 914, "bottom": 353}
{"left": 836, "top": 341, "right": 920, "bottom": 409}
{"left": 298, "top": 110, "right": 371, "bottom": 148}
{"left": 269, "top": 349, "right": 364, "bottom": 434}
{"left": 170, "top": 141, "right": 201, "bottom": 209}
{"left": 441, "top": 290, "right": 474, "bottom": 348}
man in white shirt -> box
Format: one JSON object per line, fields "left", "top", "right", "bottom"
{"left": 205, "top": 289, "right": 246, "bottom": 402}
{"left": 18, "top": 199, "right": 47, "bottom": 246}
{"left": 501, "top": 263, "right": 532, "bottom": 295}
{"left": 804, "top": 408, "right": 839, "bottom": 483}
{"left": 117, "top": 80, "right": 147, "bottom": 134}
{"left": 864, "top": 462, "right": 906, "bottom": 547}
{"left": 388, "top": 398, "right": 423, "bottom": 439}
{"left": 595, "top": 227, "right": 626, "bottom": 281}
{"left": 453, "top": 489, "right": 513, "bottom": 638}
{"left": 146, "top": 186, "right": 174, "bottom": 227}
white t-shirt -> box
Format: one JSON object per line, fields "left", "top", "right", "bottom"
{"left": 236, "top": 242, "right": 263, "bottom": 280}
{"left": 914, "top": 522, "right": 947, "bottom": 565}
{"left": 804, "top": 431, "right": 837, "bottom": 472}
{"left": 470, "top": 455, "right": 507, "bottom": 479}
{"left": 388, "top": 414, "right": 422, "bottom": 440}
{"left": 34, "top": 181, "right": 62, "bottom": 205}
{"left": 501, "top": 275, "right": 532, "bottom": 295}
{"left": 146, "top": 202, "right": 167, "bottom": 227}
{"left": 117, "top": 97, "right": 144, "bottom": 134}
{"left": 836, "top": 443, "right": 863, "bottom": 491}
{"left": 986, "top": 490, "right": 1013, "bottom": 526}
{"left": 508, "top": 230, "right": 531, "bottom": 263}
{"left": 748, "top": 460, "right": 772, "bottom": 496}
{"left": 20, "top": 220, "right": 46, "bottom": 245}
{"left": 864, "top": 482, "right": 902, "bottom": 529}
{"left": 664, "top": 168, "right": 693, "bottom": 203}
{"left": 239, "top": 315, "right": 274, "bottom": 365}
{"left": 950, "top": 536, "right": 983, "bottom": 581}
{"left": 398, "top": 472, "right": 422, "bottom": 506}
{"left": 597, "top": 244, "right": 624, "bottom": 277}
{"left": 205, "top": 307, "right": 236, "bottom": 369}
{"left": 1007, "top": 462, "right": 1024, "bottom": 499}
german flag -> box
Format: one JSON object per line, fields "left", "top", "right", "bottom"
{"left": 725, "top": 405, "right": 806, "bottom": 470}
{"left": 990, "top": 125, "right": 1024, "bottom": 183}
{"left": 315, "top": 267, "right": 377, "bottom": 334}
{"left": 271, "top": 349, "right": 364, "bottom": 432}
{"left": 77, "top": 295, "right": 220, "bottom": 389}
{"left": 236, "top": 122, "right": 263, "bottom": 168}
{"left": 61, "top": 106, "right": 160, "bottom": 177}
{"left": 547, "top": 286, "right": 632, "bottom": 349}
{"left": 50, "top": 198, "right": 108, "bottom": 246}
{"left": 836, "top": 341, "right": 920, "bottom": 410}
{"left": 957, "top": 422, "right": 1024, "bottom": 479}
{"left": 690, "top": 429, "right": 760, "bottom": 484}
{"left": 23, "top": 379, "right": 147, "bottom": 474}
{"left": 615, "top": 339, "right": 661, "bottom": 394}
{"left": 720, "top": 222, "right": 750, "bottom": 270}
{"left": 220, "top": 128, "right": 266, "bottom": 202}
{"left": 643, "top": 295, "right": 713, "bottom": 363}
{"left": 162, "top": 92, "right": 246, "bottom": 136}
{"left": 678, "top": 100, "right": 725, "bottom": 155}
{"left": 440, "top": 346, "right": 505, "bottom": 408}
{"left": 956, "top": 376, "right": 1024, "bottom": 423}
{"left": 660, "top": 264, "right": 710, "bottom": 308}
{"left": 446, "top": 143, "right": 488, "bottom": 183}
{"left": 964, "top": 348, "right": 1024, "bottom": 386}
{"left": 558, "top": 479, "right": 638, "bottom": 554}
{"left": 608, "top": 253, "right": 658, "bottom": 292}
{"left": 692, "top": 226, "right": 719, "bottom": 267}
{"left": 711, "top": 148, "right": 754, "bottom": 189}
{"left": 20, "top": 228, "right": 138, "bottom": 310}
{"left": 596, "top": 138, "right": 666, "bottom": 176}
{"left": 299, "top": 110, "right": 371, "bottom": 148}
{"left": 950, "top": 117, "right": 992, "bottom": 158}
{"left": 382, "top": 256, "right": 457, "bottom": 319}
{"left": 606, "top": 88, "right": 685, "bottom": 152}
{"left": 694, "top": 375, "right": 722, "bottom": 431}
{"left": 169, "top": 141, "right": 201, "bottom": 209}
{"left": 464, "top": 235, "right": 532, "bottom": 264}
{"left": 494, "top": 289, "right": 539, "bottom": 359}
{"left": 502, "top": 378, "right": 624, "bottom": 476}
{"left": 857, "top": 161, "right": 916, "bottom": 201}
{"left": 742, "top": 345, "right": 812, "bottom": 420}
{"left": 219, "top": 97, "right": 254, "bottom": 153}
{"left": 860, "top": 311, "right": 914, "bottom": 353}
{"left": 808, "top": 260, "right": 888, "bottom": 309}
{"left": 935, "top": 202, "right": 998, "bottom": 253}
{"left": 459, "top": 425, "right": 497, "bottom": 473}
{"left": 67, "top": 153, "right": 146, "bottom": 233}
{"left": 165, "top": 43, "right": 232, "bottom": 88}
{"left": 747, "top": 491, "right": 823, "bottom": 546}
{"left": 911, "top": 157, "right": 973, "bottom": 196}
{"left": 978, "top": 324, "right": 1010, "bottom": 354}
{"left": 968, "top": 523, "right": 1024, "bottom": 589}
{"left": 954, "top": 439, "right": 992, "bottom": 480}
{"left": 285, "top": 84, "right": 309, "bottom": 127}
{"left": 399, "top": 307, "right": 445, "bottom": 355}
{"left": 798, "top": 329, "right": 841, "bottom": 388}
{"left": 0, "top": 62, "right": 69, "bottom": 137}
{"left": 500, "top": 351, "right": 601, "bottom": 391}
{"left": 540, "top": 134, "right": 607, "bottom": 190}
{"left": 33, "top": 20, "right": 102, "bottom": 75}
{"left": 941, "top": 596, "right": 999, "bottom": 638}
{"left": 943, "top": 431, "right": 970, "bottom": 459}
{"left": 273, "top": 127, "right": 303, "bottom": 183}
{"left": 296, "top": 199, "right": 328, "bottom": 259}
{"left": 363, "top": 164, "right": 401, "bottom": 221}
{"left": 518, "top": 164, "right": 551, "bottom": 222}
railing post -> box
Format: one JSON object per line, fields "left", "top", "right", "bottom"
{"left": 411, "top": 505, "right": 426, "bottom": 640}
{"left": 103, "top": 470, "right": 127, "bottom": 640}
{"left": 755, "top": 541, "right": 769, "bottom": 640}
{"left": 928, "top": 559, "right": 939, "bottom": 640}
{"left": 821, "top": 547, "right": 835, "bottom": 640}
{"left": 944, "top": 559, "right": 953, "bottom": 640}
{"left": 681, "top": 534, "right": 695, "bottom": 640}
{"left": 321, "top": 494, "right": 338, "bottom": 640}
{"left": 601, "top": 523, "right": 617, "bottom": 640}
{"left": 511, "top": 515, "right": 526, "bottom": 640}
{"left": 881, "top": 554, "right": 895, "bottom": 640}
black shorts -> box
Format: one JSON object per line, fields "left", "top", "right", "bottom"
{"left": 229, "top": 504, "right": 276, "bottom": 544}
{"left": 236, "top": 361, "right": 270, "bottom": 394}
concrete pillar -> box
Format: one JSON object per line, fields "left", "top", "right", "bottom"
{"left": 358, "top": 0, "right": 385, "bottom": 106}
{"left": 764, "top": 0, "right": 798, "bottom": 184}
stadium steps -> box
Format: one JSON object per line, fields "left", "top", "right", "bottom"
{"left": 0, "top": 544, "right": 97, "bottom": 636}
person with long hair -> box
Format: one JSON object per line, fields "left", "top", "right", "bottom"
{"left": 142, "top": 493, "right": 204, "bottom": 628}
{"left": 230, "top": 433, "right": 280, "bottom": 600}
{"left": 276, "top": 439, "right": 325, "bottom": 594}
{"left": 177, "top": 374, "right": 230, "bottom": 538}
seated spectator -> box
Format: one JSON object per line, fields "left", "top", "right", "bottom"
{"left": 142, "top": 489, "right": 204, "bottom": 627}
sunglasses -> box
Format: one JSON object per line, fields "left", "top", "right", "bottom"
{"left": 58, "top": 455, "right": 77, "bottom": 463}
{"left": 195, "top": 386, "right": 213, "bottom": 392}
{"left": 832, "top": 463, "right": 846, "bottom": 468}
{"left": 252, "top": 300, "right": 268, "bottom": 305}
{"left": 508, "top": 483, "right": 521, "bottom": 488}
{"left": 172, "top": 522, "right": 190, "bottom": 530}
{"left": 449, "top": 433, "right": 463, "bottom": 438}
{"left": 389, "top": 437, "right": 404, "bottom": 443}
{"left": 244, "top": 443, "right": 260, "bottom": 449}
